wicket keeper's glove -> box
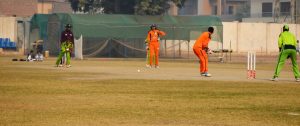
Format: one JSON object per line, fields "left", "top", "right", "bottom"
{"left": 203, "top": 47, "right": 207, "bottom": 52}
{"left": 203, "top": 47, "right": 209, "bottom": 52}
{"left": 203, "top": 47, "right": 212, "bottom": 54}
{"left": 207, "top": 49, "right": 213, "bottom": 54}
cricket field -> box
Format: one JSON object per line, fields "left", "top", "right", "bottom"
{"left": 0, "top": 57, "right": 299, "bottom": 126}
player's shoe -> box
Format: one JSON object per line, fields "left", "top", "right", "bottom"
{"left": 66, "top": 65, "right": 71, "bottom": 68}
{"left": 296, "top": 78, "right": 300, "bottom": 82}
{"left": 204, "top": 73, "right": 211, "bottom": 77}
{"left": 146, "top": 64, "right": 151, "bottom": 68}
{"left": 201, "top": 72, "right": 211, "bottom": 77}
{"left": 57, "top": 64, "right": 63, "bottom": 67}
{"left": 155, "top": 66, "right": 159, "bottom": 69}
{"left": 271, "top": 77, "right": 278, "bottom": 81}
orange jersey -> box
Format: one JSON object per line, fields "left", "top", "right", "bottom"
{"left": 193, "top": 32, "right": 211, "bottom": 49}
{"left": 147, "top": 29, "right": 166, "bottom": 43}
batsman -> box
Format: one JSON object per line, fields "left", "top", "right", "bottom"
{"left": 146, "top": 24, "right": 166, "bottom": 68}
{"left": 56, "top": 24, "right": 74, "bottom": 67}
{"left": 271, "top": 24, "right": 300, "bottom": 81}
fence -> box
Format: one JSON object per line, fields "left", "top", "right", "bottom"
{"left": 222, "top": 22, "right": 300, "bottom": 55}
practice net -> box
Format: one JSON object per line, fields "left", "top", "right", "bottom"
{"left": 30, "top": 14, "right": 223, "bottom": 59}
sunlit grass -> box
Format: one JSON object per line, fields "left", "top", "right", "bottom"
{"left": 0, "top": 57, "right": 299, "bottom": 126}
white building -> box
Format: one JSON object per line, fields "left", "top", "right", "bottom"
{"left": 169, "top": 0, "right": 250, "bottom": 21}
{"left": 244, "top": 0, "right": 298, "bottom": 23}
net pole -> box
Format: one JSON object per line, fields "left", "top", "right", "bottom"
{"left": 230, "top": 40, "right": 232, "bottom": 62}
{"left": 179, "top": 40, "right": 181, "bottom": 57}
{"left": 247, "top": 52, "right": 250, "bottom": 70}
{"left": 188, "top": 40, "right": 190, "bottom": 59}
{"left": 172, "top": 25, "right": 175, "bottom": 59}
{"left": 109, "top": 39, "right": 112, "bottom": 57}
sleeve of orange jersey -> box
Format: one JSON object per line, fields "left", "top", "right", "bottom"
{"left": 146, "top": 31, "right": 151, "bottom": 42}
{"left": 195, "top": 32, "right": 208, "bottom": 49}
{"left": 201, "top": 32, "right": 210, "bottom": 48}
{"left": 158, "top": 30, "right": 166, "bottom": 36}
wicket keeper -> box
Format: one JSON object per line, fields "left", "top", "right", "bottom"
{"left": 271, "top": 24, "right": 300, "bottom": 81}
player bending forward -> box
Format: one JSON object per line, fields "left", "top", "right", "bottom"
{"left": 193, "top": 27, "right": 214, "bottom": 77}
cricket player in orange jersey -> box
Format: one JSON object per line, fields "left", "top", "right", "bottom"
{"left": 193, "top": 27, "right": 214, "bottom": 77}
{"left": 146, "top": 24, "right": 166, "bottom": 68}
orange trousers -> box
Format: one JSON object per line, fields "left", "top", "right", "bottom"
{"left": 193, "top": 48, "right": 208, "bottom": 73}
{"left": 149, "top": 42, "right": 159, "bottom": 66}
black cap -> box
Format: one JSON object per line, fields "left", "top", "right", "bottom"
{"left": 65, "top": 24, "right": 72, "bottom": 28}
{"left": 208, "top": 27, "right": 214, "bottom": 33}
{"left": 150, "top": 24, "right": 157, "bottom": 29}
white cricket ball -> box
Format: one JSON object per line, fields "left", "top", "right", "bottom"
{"left": 137, "top": 69, "right": 141, "bottom": 72}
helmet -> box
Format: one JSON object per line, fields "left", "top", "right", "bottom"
{"left": 150, "top": 24, "right": 157, "bottom": 29}
{"left": 283, "top": 24, "right": 289, "bottom": 31}
{"left": 65, "top": 24, "right": 72, "bottom": 28}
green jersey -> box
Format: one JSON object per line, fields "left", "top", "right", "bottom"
{"left": 278, "top": 31, "right": 297, "bottom": 48}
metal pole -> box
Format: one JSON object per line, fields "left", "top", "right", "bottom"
{"left": 188, "top": 40, "right": 190, "bottom": 59}
{"left": 109, "top": 39, "right": 111, "bottom": 57}
{"left": 173, "top": 39, "right": 175, "bottom": 59}
{"left": 27, "top": 21, "right": 30, "bottom": 55}
{"left": 164, "top": 39, "right": 167, "bottom": 57}
{"left": 23, "top": 21, "right": 26, "bottom": 55}
{"left": 124, "top": 41, "right": 127, "bottom": 57}
{"left": 172, "top": 25, "right": 175, "bottom": 59}
{"left": 218, "top": 0, "right": 222, "bottom": 16}
{"left": 179, "top": 40, "right": 181, "bottom": 57}
{"left": 229, "top": 40, "right": 231, "bottom": 62}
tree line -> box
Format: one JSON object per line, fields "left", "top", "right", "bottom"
{"left": 69, "top": 0, "right": 186, "bottom": 15}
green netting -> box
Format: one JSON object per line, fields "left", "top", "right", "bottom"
{"left": 71, "top": 14, "right": 222, "bottom": 41}
{"left": 30, "top": 14, "right": 50, "bottom": 40}
{"left": 30, "top": 13, "right": 223, "bottom": 58}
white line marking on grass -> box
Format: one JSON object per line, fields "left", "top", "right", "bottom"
{"left": 287, "top": 112, "right": 300, "bottom": 116}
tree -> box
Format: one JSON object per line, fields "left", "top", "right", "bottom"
{"left": 101, "top": 0, "right": 136, "bottom": 14}
{"left": 134, "top": 0, "right": 186, "bottom": 15}
{"left": 274, "top": 0, "right": 280, "bottom": 22}
{"left": 134, "top": 0, "right": 170, "bottom": 15}
{"left": 235, "top": 3, "right": 250, "bottom": 21}
{"left": 69, "top": 0, "right": 80, "bottom": 12}
{"left": 69, "top": 0, "right": 186, "bottom": 15}
{"left": 291, "top": 0, "right": 295, "bottom": 23}
{"left": 69, "top": 0, "right": 102, "bottom": 13}
{"left": 133, "top": 0, "right": 186, "bottom": 15}
{"left": 84, "top": 0, "right": 102, "bottom": 14}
